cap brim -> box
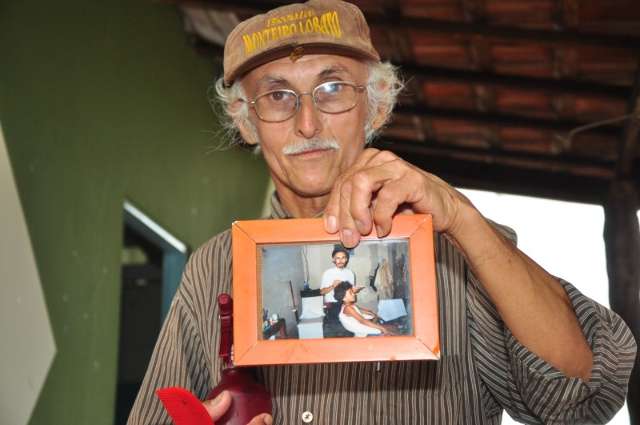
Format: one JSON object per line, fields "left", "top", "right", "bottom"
{"left": 224, "top": 42, "right": 380, "bottom": 87}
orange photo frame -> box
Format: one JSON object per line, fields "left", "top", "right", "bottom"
{"left": 232, "top": 214, "right": 440, "bottom": 366}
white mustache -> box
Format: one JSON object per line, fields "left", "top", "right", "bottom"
{"left": 282, "top": 138, "right": 340, "bottom": 155}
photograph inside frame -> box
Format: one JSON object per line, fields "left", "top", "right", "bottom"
{"left": 259, "top": 239, "right": 412, "bottom": 341}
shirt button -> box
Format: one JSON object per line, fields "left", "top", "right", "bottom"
{"left": 301, "top": 411, "right": 313, "bottom": 423}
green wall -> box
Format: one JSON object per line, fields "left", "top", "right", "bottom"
{"left": 0, "top": 1, "right": 269, "bottom": 424}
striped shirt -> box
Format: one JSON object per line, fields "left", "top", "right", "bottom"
{"left": 128, "top": 195, "right": 636, "bottom": 425}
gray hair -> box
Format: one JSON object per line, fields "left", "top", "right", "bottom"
{"left": 210, "top": 61, "right": 403, "bottom": 148}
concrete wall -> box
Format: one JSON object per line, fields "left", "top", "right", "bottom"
{"left": 260, "top": 245, "right": 306, "bottom": 337}
{"left": 0, "top": 1, "right": 269, "bottom": 424}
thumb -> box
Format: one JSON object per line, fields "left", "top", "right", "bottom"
{"left": 202, "top": 391, "right": 232, "bottom": 421}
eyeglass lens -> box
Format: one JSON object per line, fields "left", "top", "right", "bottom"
{"left": 253, "top": 82, "right": 361, "bottom": 122}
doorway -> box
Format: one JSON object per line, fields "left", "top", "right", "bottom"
{"left": 114, "top": 201, "right": 188, "bottom": 424}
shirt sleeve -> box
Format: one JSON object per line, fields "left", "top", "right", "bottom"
{"left": 126, "top": 239, "right": 221, "bottom": 425}
{"left": 467, "top": 226, "right": 637, "bottom": 424}
{"left": 320, "top": 269, "right": 333, "bottom": 288}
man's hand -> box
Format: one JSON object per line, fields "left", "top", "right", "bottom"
{"left": 323, "top": 148, "right": 471, "bottom": 247}
{"left": 203, "top": 391, "right": 273, "bottom": 425}
{"left": 380, "top": 325, "right": 398, "bottom": 336}
{"left": 323, "top": 148, "right": 593, "bottom": 380}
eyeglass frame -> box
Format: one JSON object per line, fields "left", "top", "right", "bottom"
{"left": 245, "top": 80, "right": 367, "bottom": 123}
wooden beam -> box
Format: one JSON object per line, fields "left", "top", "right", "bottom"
{"left": 374, "top": 139, "right": 613, "bottom": 204}
{"left": 376, "top": 138, "right": 615, "bottom": 179}
{"left": 616, "top": 60, "right": 640, "bottom": 177}
{"left": 179, "top": 0, "right": 640, "bottom": 50}
{"left": 367, "top": 16, "right": 640, "bottom": 51}
{"left": 378, "top": 0, "right": 413, "bottom": 64}
{"left": 603, "top": 180, "right": 640, "bottom": 424}
{"left": 394, "top": 104, "right": 621, "bottom": 137}
{"left": 188, "top": 36, "right": 631, "bottom": 101}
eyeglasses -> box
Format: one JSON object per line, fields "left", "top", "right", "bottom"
{"left": 247, "top": 81, "right": 366, "bottom": 123}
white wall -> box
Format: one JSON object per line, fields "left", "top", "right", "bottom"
{"left": 0, "top": 123, "right": 56, "bottom": 425}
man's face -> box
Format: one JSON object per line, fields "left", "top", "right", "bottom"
{"left": 333, "top": 252, "right": 348, "bottom": 269}
{"left": 240, "top": 54, "right": 370, "bottom": 199}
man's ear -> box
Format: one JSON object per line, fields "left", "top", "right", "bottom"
{"left": 229, "top": 100, "right": 260, "bottom": 146}
{"left": 368, "top": 81, "right": 392, "bottom": 132}
{"left": 370, "top": 102, "right": 391, "bottom": 131}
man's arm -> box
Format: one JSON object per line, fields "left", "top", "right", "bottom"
{"left": 438, "top": 227, "right": 636, "bottom": 423}
{"left": 452, "top": 203, "right": 594, "bottom": 378}
{"left": 323, "top": 148, "right": 609, "bottom": 379}
{"left": 319, "top": 278, "right": 341, "bottom": 295}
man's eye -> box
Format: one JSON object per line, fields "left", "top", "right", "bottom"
{"left": 321, "top": 82, "right": 343, "bottom": 94}
{"left": 269, "top": 91, "right": 292, "bottom": 102}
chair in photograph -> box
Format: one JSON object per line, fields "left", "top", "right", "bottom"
{"left": 296, "top": 295, "right": 325, "bottom": 339}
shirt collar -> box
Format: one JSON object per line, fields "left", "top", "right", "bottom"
{"left": 268, "top": 191, "right": 324, "bottom": 219}
{"left": 269, "top": 192, "right": 291, "bottom": 219}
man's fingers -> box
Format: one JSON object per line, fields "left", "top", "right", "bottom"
{"left": 325, "top": 149, "right": 423, "bottom": 244}
{"left": 324, "top": 180, "right": 342, "bottom": 234}
{"left": 329, "top": 156, "right": 403, "bottom": 239}
{"left": 364, "top": 149, "right": 401, "bottom": 168}
{"left": 370, "top": 180, "right": 413, "bottom": 237}
{"left": 324, "top": 148, "right": 380, "bottom": 234}
{"left": 203, "top": 392, "right": 272, "bottom": 425}
{"left": 348, "top": 164, "right": 402, "bottom": 236}
{"left": 338, "top": 180, "right": 360, "bottom": 247}
{"left": 202, "top": 391, "right": 232, "bottom": 421}
{"left": 248, "top": 413, "right": 273, "bottom": 425}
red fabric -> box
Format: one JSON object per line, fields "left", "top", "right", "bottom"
{"left": 156, "top": 387, "right": 213, "bottom": 425}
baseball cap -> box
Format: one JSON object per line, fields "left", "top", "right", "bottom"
{"left": 223, "top": 0, "right": 380, "bottom": 86}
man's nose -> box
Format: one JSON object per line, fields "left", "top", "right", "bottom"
{"left": 294, "top": 94, "right": 322, "bottom": 139}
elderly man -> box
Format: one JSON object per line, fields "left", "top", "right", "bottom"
{"left": 128, "top": 1, "right": 636, "bottom": 424}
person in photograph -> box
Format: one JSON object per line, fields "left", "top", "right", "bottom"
{"left": 319, "top": 246, "right": 361, "bottom": 320}
{"left": 333, "top": 281, "right": 395, "bottom": 337}
{"left": 128, "top": 1, "right": 636, "bottom": 424}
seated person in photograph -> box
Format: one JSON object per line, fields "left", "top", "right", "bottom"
{"left": 333, "top": 281, "right": 396, "bottom": 337}
{"left": 319, "top": 246, "right": 362, "bottom": 320}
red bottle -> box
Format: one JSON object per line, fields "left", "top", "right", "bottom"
{"left": 205, "top": 294, "right": 272, "bottom": 425}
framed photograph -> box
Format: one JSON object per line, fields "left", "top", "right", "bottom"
{"left": 232, "top": 214, "right": 439, "bottom": 366}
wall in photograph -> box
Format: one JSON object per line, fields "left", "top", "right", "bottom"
{"left": 260, "top": 245, "right": 306, "bottom": 337}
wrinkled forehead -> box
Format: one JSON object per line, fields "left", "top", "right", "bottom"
{"left": 241, "top": 54, "right": 369, "bottom": 94}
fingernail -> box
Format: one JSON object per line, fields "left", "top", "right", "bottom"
{"left": 355, "top": 219, "right": 365, "bottom": 232}
{"left": 326, "top": 215, "right": 337, "bottom": 233}
{"left": 375, "top": 225, "right": 383, "bottom": 237}
{"left": 264, "top": 415, "right": 273, "bottom": 425}
{"left": 342, "top": 228, "right": 353, "bottom": 244}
